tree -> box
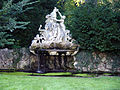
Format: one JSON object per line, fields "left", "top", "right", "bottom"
{"left": 65, "top": 1, "right": 120, "bottom": 51}
{"left": 12, "top": 0, "right": 58, "bottom": 47}
{"left": 0, "top": 0, "right": 38, "bottom": 48}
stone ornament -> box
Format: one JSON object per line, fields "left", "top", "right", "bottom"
{"left": 29, "top": 7, "right": 78, "bottom": 54}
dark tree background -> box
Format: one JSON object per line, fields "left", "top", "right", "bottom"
{"left": 12, "top": 0, "right": 58, "bottom": 48}
{"left": 0, "top": 0, "right": 120, "bottom": 52}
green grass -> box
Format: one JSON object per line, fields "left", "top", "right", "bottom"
{"left": 103, "top": 73, "right": 112, "bottom": 76}
{"left": 0, "top": 72, "right": 96, "bottom": 77}
{"left": 0, "top": 72, "right": 120, "bottom": 90}
{"left": 73, "top": 73, "right": 97, "bottom": 77}
{"left": 0, "top": 72, "right": 31, "bottom": 76}
{"left": 39, "top": 72, "right": 71, "bottom": 76}
{"left": 0, "top": 72, "right": 72, "bottom": 76}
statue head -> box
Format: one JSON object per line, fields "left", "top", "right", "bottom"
{"left": 54, "top": 7, "right": 58, "bottom": 12}
{"left": 46, "top": 14, "right": 51, "bottom": 18}
{"left": 49, "top": 7, "right": 58, "bottom": 19}
{"left": 61, "top": 16, "right": 66, "bottom": 19}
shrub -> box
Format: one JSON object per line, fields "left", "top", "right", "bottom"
{"left": 66, "top": 1, "right": 120, "bottom": 51}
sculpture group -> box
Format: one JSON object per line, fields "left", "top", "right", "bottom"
{"left": 30, "top": 7, "right": 78, "bottom": 54}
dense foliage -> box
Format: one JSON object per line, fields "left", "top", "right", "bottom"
{"left": 65, "top": 0, "right": 120, "bottom": 51}
{"left": 0, "top": 0, "right": 37, "bottom": 48}
{"left": 9, "top": 0, "right": 58, "bottom": 47}
{"left": 12, "top": 0, "right": 58, "bottom": 47}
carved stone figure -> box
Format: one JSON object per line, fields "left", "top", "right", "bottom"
{"left": 30, "top": 7, "right": 78, "bottom": 54}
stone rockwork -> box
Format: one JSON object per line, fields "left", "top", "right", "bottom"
{"left": 0, "top": 48, "right": 31, "bottom": 70}
{"left": 74, "top": 50, "right": 120, "bottom": 73}
{"left": 0, "top": 48, "right": 120, "bottom": 73}
{"left": 0, "top": 48, "right": 13, "bottom": 69}
{"left": 0, "top": 48, "right": 74, "bottom": 71}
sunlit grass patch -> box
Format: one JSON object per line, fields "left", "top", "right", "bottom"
{"left": 0, "top": 73, "right": 120, "bottom": 90}
{"left": 73, "top": 73, "right": 97, "bottom": 77}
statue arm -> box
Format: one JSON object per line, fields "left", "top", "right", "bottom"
{"left": 58, "top": 11, "right": 63, "bottom": 18}
{"left": 38, "top": 25, "right": 42, "bottom": 31}
{"left": 52, "top": 18, "right": 63, "bottom": 22}
{"left": 56, "top": 19, "right": 63, "bottom": 22}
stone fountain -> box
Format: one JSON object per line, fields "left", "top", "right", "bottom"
{"left": 29, "top": 7, "right": 79, "bottom": 73}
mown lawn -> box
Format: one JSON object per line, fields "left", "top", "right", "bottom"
{"left": 0, "top": 72, "right": 120, "bottom": 90}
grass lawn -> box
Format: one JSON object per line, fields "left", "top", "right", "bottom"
{"left": 0, "top": 72, "right": 120, "bottom": 90}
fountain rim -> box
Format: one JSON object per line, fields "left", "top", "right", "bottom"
{"left": 38, "top": 49, "right": 76, "bottom": 52}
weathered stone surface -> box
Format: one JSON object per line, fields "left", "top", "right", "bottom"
{"left": 75, "top": 50, "right": 120, "bottom": 72}
{"left": 0, "top": 48, "right": 14, "bottom": 69}
{"left": 0, "top": 48, "right": 74, "bottom": 71}
{"left": 0, "top": 48, "right": 120, "bottom": 72}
